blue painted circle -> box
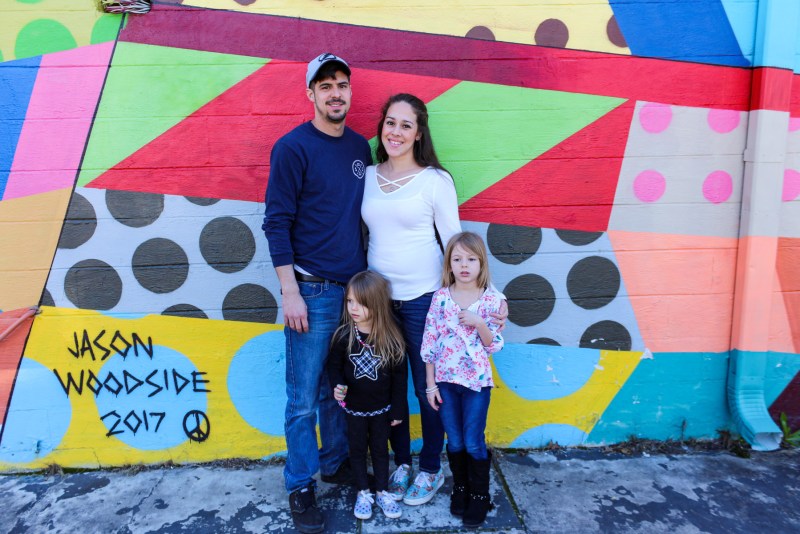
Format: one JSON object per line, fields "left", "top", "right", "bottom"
{"left": 227, "top": 331, "right": 286, "bottom": 435}
{"left": 0, "top": 358, "right": 71, "bottom": 464}
{"left": 96, "top": 345, "right": 207, "bottom": 450}
{"left": 493, "top": 344, "right": 599, "bottom": 400}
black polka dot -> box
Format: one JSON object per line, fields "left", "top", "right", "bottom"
{"left": 132, "top": 238, "right": 189, "bottom": 294}
{"left": 580, "top": 321, "right": 631, "bottom": 351}
{"left": 534, "top": 18, "right": 569, "bottom": 48}
{"left": 106, "top": 190, "right": 164, "bottom": 228}
{"left": 40, "top": 288, "right": 55, "bottom": 307}
{"left": 607, "top": 15, "right": 627, "bottom": 48}
{"left": 528, "top": 337, "right": 561, "bottom": 346}
{"left": 185, "top": 196, "right": 220, "bottom": 206}
{"left": 200, "top": 217, "right": 256, "bottom": 273}
{"left": 222, "top": 284, "right": 278, "bottom": 323}
{"left": 58, "top": 192, "right": 97, "bottom": 249}
{"left": 504, "top": 274, "right": 555, "bottom": 327}
{"left": 162, "top": 304, "right": 208, "bottom": 319}
{"left": 567, "top": 256, "right": 620, "bottom": 310}
{"left": 487, "top": 224, "right": 541, "bottom": 265}
{"left": 64, "top": 259, "right": 123, "bottom": 310}
{"left": 466, "top": 26, "right": 496, "bottom": 40}
{"left": 556, "top": 229, "right": 603, "bottom": 247}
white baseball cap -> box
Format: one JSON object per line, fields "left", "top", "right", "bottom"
{"left": 306, "top": 53, "right": 351, "bottom": 87}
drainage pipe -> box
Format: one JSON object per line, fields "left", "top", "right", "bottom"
{"left": 727, "top": 0, "right": 797, "bottom": 451}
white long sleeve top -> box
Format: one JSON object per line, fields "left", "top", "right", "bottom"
{"left": 361, "top": 165, "right": 462, "bottom": 301}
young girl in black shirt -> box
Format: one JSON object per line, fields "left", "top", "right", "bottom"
{"left": 327, "top": 270, "right": 408, "bottom": 520}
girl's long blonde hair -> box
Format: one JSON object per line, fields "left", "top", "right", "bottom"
{"left": 441, "top": 231, "right": 491, "bottom": 289}
{"left": 333, "top": 270, "right": 405, "bottom": 368}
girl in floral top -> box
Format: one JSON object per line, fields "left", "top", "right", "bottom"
{"left": 420, "top": 231, "right": 503, "bottom": 528}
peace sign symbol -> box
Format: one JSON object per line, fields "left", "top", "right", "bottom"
{"left": 183, "top": 410, "right": 211, "bottom": 442}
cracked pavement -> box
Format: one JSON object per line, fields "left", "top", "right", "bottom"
{"left": 1, "top": 448, "right": 798, "bottom": 533}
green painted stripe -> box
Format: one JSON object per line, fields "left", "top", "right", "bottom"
{"left": 78, "top": 43, "right": 268, "bottom": 186}
{"left": 426, "top": 82, "right": 625, "bottom": 203}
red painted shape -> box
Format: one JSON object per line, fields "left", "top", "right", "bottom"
{"left": 87, "top": 60, "right": 458, "bottom": 200}
{"left": 0, "top": 309, "right": 34, "bottom": 430}
{"left": 769, "top": 371, "right": 800, "bottom": 432}
{"left": 750, "top": 67, "right": 793, "bottom": 112}
{"left": 791, "top": 72, "right": 800, "bottom": 117}
{"left": 459, "top": 100, "right": 635, "bottom": 232}
{"left": 120, "top": 5, "right": 751, "bottom": 111}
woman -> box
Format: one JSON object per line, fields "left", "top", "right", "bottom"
{"left": 361, "top": 93, "right": 506, "bottom": 506}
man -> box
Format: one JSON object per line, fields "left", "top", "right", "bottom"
{"left": 263, "top": 53, "right": 372, "bottom": 533}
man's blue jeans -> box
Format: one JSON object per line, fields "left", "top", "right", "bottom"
{"left": 438, "top": 382, "right": 491, "bottom": 460}
{"left": 390, "top": 292, "right": 444, "bottom": 474}
{"left": 283, "top": 281, "right": 349, "bottom": 493}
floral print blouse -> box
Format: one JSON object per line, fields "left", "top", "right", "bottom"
{"left": 420, "top": 285, "right": 504, "bottom": 392}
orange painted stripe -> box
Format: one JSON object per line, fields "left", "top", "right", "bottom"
{"left": 608, "top": 231, "right": 737, "bottom": 353}
{"left": 0, "top": 309, "right": 34, "bottom": 430}
{"left": 731, "top": 236, "right": 780, "bottom": 352}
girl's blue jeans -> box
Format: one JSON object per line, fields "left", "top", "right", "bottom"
{"left": 437, "top": 382, "right": 491, "bottom": 460}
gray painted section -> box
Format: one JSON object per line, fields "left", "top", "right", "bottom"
{"left": 610, "top": 101, "right": 747, "bottom": 238}
{"left": 740, "top": 109, "right": 789, "bottom": 238}
{"left": 1, "top": 449, "right": 798, "bottom": 533}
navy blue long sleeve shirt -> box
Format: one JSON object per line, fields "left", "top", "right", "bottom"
{"left": 263, "top": 122, "right": 372, "bottom": 283}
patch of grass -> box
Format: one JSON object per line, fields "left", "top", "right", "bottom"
{"left": 716, "top": 430, "right": 751, "bottom": 458}
{"left": 780, "top": 413, "right": 800, "bottom": 448}
{"left": 44, "top": 463, "right": 63, "bottom": 476}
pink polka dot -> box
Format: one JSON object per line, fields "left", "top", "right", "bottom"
{"left": 789, "top": 117, "right": 800, "bottom": 132}
{"left": 639, "top": 103, "right": 672, "bottom": 133}
{"left": 783, "top": 169, "right": 800, "bottom": 201}
{"left": 702, "top": 171, "right": 733, "bottom": 203}
{"left": 633, "top": 170, "right": 666, "bottom": 202}
{"left": 707, "top": 109, "right": 740, "bottom": 133}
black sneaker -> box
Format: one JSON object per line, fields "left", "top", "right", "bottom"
{"left": 320, "top": 459, "right": 355, "bottom": 485}
{"left": 289, "top": 485, "right": 324, "bottom": 534}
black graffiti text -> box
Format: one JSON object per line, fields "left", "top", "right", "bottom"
{"left": 101, "top": 409, "right": 166, "bottom": 437}
{"left": 67, "top": 329, "right": 153, "bottom": 361}
{"left": 53, "top": 368, "right": 211, "bottom": 397}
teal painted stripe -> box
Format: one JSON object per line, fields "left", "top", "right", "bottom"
{"left": 587, "top": 352, "right": 731, "bottom": 444}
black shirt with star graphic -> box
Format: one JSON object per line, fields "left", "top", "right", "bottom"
{"left": 327, "top": 329, "right": 408, "bottom": 421}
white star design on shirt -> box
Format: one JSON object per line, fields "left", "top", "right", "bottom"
{"left": 349, "top": 346, "right": 379, "bottom": 381}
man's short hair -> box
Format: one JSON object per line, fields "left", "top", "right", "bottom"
{"left": 306, "top": 52, "right": 351, "bottom": 88}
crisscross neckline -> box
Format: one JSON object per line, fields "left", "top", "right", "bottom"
{"left": 376, "top": 170, "right": 422, "bottom": 186}
{"left": 375, "top": 165, "right": 428, "bottom": 193}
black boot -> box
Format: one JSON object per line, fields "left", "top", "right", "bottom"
{"left": 463, "top": 451, "right": 493, "bottom": 528}
{"left": 289, "top": 484, "right": 324, "bottom": 533}
{"left": 447, "top": 450, "right": 469, "bottom": 516}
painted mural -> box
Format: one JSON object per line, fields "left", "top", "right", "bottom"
{"left": 0, "top": 0, "right": 799, "bottom": 471}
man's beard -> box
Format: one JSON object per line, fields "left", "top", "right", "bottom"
{"left": 326, "top": 110, "right": 347, "bottom": 123}
{"left": 319, "top": 99, "right": 347, "bottom": 123}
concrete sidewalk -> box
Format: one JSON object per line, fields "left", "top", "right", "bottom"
{"left": 1, "top": 448, "right": 798, "bottom": 533}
